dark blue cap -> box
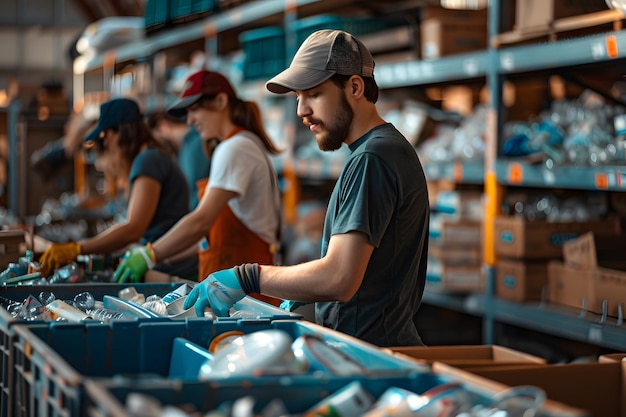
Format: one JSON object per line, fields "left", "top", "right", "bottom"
{"left": 84, "top": 98, "right": 142, "bottom": 143}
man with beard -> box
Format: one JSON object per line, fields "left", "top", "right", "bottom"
{"left": 183, "top": 30, "right": 430, "bottom": 347}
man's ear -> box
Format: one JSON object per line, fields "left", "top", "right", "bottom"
{"left": 349, "top": 76, "right": 364, "bottom": 98}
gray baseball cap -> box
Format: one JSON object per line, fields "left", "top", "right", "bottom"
{"left": 265, "top": 29, "right": 375, "bottom": 94}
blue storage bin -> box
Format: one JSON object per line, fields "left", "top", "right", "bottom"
{"left": 0, "top": 282, "right": 183, "bottom": 417}
{"left": 239, "top": 26, "right": 285, "bottom": 81}
{"left": 169, "top": 0, "right": 215, "bottom": 23}
{"left": 85, "top": 371, "right": 459, "bottom": 416}
{"left": 144, "top": 0, "right": 170, "bottom": 35}
{"left": 294, "top": 14, "right": 401, "bottom": 47}
{"left": 11, "top": 319, "right": 425, "bottom": 417}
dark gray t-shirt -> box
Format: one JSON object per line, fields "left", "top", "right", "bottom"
{"left": 316, "top": 123, "right": 430, "bottom": 347}
{"left": 129, "top": 148, "right": 190, "bottom": 244}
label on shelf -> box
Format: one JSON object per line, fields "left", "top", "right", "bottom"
{"left": 606, "top": 35, "right": 619, "bottom": 59}
{"left": 507, "top": 162, "right": 523, "bottom": 184}
{"left": 588, "top": 326, "right": 603, "bottom": 343}
{"left": 453, "top": 162, "right": 463, "bottom": 182}
{"left": 463, "top": 58, "right": 479, "bottom": 77}
{"left": 595, "top": 172, "right": 609, "bottom": 189}
{"left": 203, "top": 23, "right": 217, "bottom": 38}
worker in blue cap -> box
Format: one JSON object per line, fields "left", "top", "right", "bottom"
{"left": 39, "top": 97, "right": 197, "bottom": 280}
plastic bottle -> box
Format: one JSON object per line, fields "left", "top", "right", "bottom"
{"left": 45, "top": 299, "right": 92, "bottom": 322}
{"left": 48, "top": 262, "right": 82, "bottom": 284}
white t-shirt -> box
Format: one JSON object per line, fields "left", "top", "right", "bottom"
{"left": 207, "top": 131, "right": 280, "bottom": 246}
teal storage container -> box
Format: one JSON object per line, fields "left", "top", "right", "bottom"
{"left": 11, "top": 319, "right": 424, "bottom": 417}
{"left": 0, "top": 282, "right": 182, "bottom": 417}
{"left": 1, "top": 283, "right": 299, "bottom": 417}
{"left": 239, "top": 26, "right": 285, "bottom": 81}
{"left": 294, "top": 14, "right": 400, "bottom": 47}
{"left": 144, "top": 0, "right": 171, "bottom": 35}
{"left": 169, "top": 0, "right": 215, "bottom": 23}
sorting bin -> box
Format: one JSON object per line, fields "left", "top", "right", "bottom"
{"left": 11, "top": 319, "right": 425, "bottom": 417}
{"left": 1, "top": 283, "right": 300, "bottom": 417}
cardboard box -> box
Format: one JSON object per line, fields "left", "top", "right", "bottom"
{"left": 599, "top": 353, "right": 626, "bottom": 363}
{"left": 429, "top": 243, "right": 482, "bottom": 266}
{"left": 493, "top": 216, "right": 621, "bottom": 259}
{"left": 515, "top": 0, "right": 609, "bottom": 33}
{"left": 594, "top": 266, "right": 626, "bottom": 317}
{"left": 426, "top": 261, "right": 484, "bottom": 293}
{"left": 433, "top": 362, "right": 589, "bottom": 416}
{"left": 0, "top": 230, "right": 25, "bottom": 269}
{"left": 548, "top": 261, "right": 597, "bottom": 313}
{"left": 420, "top": 7, "right": 487, "bottom": 59}
{"left": 551, "top": 233, "right": 626, "bottom": 317}
{"left": 496, "top": 259, "right": 549, "bottom": 302}
{"left": 562, "top": 232, "right": 626, "bottom": 270}
{"left": 430, "top": 217, "right": 482, "bottom": 247}
{"left": 440, "top": 361, "right": 626, "bottom": 417}
{"left": 388, "top": 345, "right": 546, "bottom": 368}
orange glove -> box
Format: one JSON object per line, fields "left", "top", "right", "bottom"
{"left": 39, "top": 242, "right": 82, "bottom": 276}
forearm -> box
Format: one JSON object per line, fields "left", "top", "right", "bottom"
{"left": 152, "top": 213, "right": 207, "bottom": 262}
{"left": 259, "top": 232, "right": 373, "bottom": 302}
{"left": 165, "top": 241, "right": 200, "bottom": 264}
{"left": 79, "top": 222, "right": 143, "bottom": 255}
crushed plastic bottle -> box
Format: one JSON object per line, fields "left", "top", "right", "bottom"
{"left": 48, "top": 262, "right": 82, "bottom": 284}
{"left": 74, "top": 292, "right": 95, "bottom": 310}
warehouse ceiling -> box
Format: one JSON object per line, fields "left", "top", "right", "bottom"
{"left": 71, "top": 0, "right": 145, "bottom": 22}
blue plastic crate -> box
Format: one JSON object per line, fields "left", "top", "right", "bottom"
{"left": 294, "top": 14, "right": 401, "bottom": 47}
{"left": 0, "top": 282, "right": 183, "bottom": 417}
{"left": 2, "top": 283, "right": 299, "bottom": 416}
{"left": 144, "top": 0, "right": 170, "bottom": 35}
{"left": 11, "top": 319, "right": 425, "bottom": 417}
{"left": 84, "top": 371, "right": 459, "bottom": 416}
{"left": 239, "top": 26, "right": 286, "bottom": 81}
{"left": 169, "top": 0, "right": 215, "bottom": 23}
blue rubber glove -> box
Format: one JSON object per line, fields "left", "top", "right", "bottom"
{"left": 114, "top": 245, "right": 155, "bottom": 283}
{"left": 280, "top": 300, "right": 309, "bottom": 312}
{"left": 183, "top": 264, "right": 260, "bottom": 317}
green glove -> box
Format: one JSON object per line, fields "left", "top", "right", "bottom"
{"left": 114, "top": 244, "right": 155, "bottom": 283}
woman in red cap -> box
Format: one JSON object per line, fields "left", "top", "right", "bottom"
{"left": 114, "top": 70, "right": 282, "bottom": 307}
{"left": 39, "top": 97, "right": 197, "bottom": 279}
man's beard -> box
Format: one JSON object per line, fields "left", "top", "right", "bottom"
{"left": 315, "top": 92, "right": 354, "bottom": 152}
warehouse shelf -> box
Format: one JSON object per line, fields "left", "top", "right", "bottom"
{"left": 422, "top": 289, "right": 485, "bottom": 317}
{"left": 76, "top": 0, "right": 322, "bottom": 73}
{"left": 488, "top": 296, "right": 626, "bottom": 351}
{"left": 69, "top": 0, "right": 626, "bottom": 353}
{"left": 497, "top": 30, "right": 626, "bottom": 75}
{"left": 423, "top": 160, "right": 485, "bottom": 184}
{"left": 496, "top": 159, "right": 626, "bottom": 191}
{"left": 421, "top": 291, "right": 626, "bottom": 351}
{"left": 376, "top": 51, "right": 489, "bottom": 88}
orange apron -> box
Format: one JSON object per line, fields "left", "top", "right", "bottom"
{"left": 196, "top": 178, "right": 281, "bottom": 307}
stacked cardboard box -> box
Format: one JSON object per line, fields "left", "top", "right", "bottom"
{"left": 427, "top": 191, "right": 484, "bottom": 293}
{"left": 548, "top": 232, "right": 626, "bottom": 317}
{"left": 419, "top": 7, "right": 487, "bottom": 60}
{"left": 493, "top": 216, "right": 621, "bottom": 304}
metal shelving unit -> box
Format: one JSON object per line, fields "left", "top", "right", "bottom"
{"left": 371, "top": 0, "right": 626, "bottom": 350}
{"left": 72, "top": 0, "right": 626, "bottom": 351}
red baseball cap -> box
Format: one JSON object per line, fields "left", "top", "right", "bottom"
{"left": 167, "top": 70, "right": 237, "bottom": 117}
